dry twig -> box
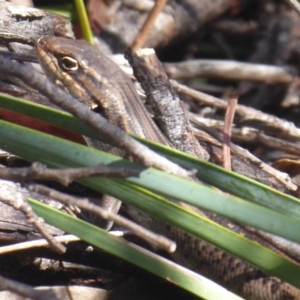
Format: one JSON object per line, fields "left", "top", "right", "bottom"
{"left": 172, "top": 80, "right": 300, "bottom": 141}
{"left": 223, "top": 92, "right": 238, "bottom": 170}
{"left": 0, "top": 275, "right": 59, "bottom": 300}
{"left": 29, "top": 184, "right": 176, "bottom": 253}
{"left": 0, "top": 162, "right": 139, "bottom": 187}
{"left": 0, "top": 185, "right": 65, "bottom": 254}
{"left": 163, "top": 60, "right": 295, "bottom": 84}
{"left": 131, "top": 0, "right": 168, "bottom": 50}
{"left": 125, "top": 47, "right": 208, "bottom": 159}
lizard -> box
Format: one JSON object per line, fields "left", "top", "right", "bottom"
{"left": 35, "top": 35, "right": 300, "bottom": 300}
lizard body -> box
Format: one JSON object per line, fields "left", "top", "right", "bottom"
{"left": 35, "top": 36, "right": 300, "bottom": 300}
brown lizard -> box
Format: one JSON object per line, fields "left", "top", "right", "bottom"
{"left": 35, "top": 36, "right": 300, "bottom": 300}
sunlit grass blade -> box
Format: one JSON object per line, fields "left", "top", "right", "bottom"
{"left": 36, "top": 1, "right": 93, "bottom": 42}
{"left": 29, "top": 199, "right": 244, "bottom": 300}
{"left": 0, "top": 116, "right": 300, "bottom": 244}
{"left": 1, "top": 93, "right": 300, "bottom": 220}
{"left": 73, "top": 0, "right": 93, "bottom": 44}
{"left": 1, "top": 120, "right": 300, "bottom": 290}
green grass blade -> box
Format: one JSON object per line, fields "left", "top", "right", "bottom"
{"left": 1, "top": 93, "right": 299, "bottom": 220}
{"left": 1, "top": 120, "right": 300, "bottom": 289}
{"left": 0, "top": 118, "right": 300, "bottom": 244}
{"left": 29, "top": 199, "right": 243, "bottom": 300}
{"left": 73, "top": 0, "right": 94, "bottom": 44}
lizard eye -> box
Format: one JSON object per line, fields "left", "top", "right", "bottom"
{"left": 60, "top": 56, "right": 78, "bottom": 71}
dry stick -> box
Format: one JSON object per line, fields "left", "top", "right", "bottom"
{"left": 190, "top": 116, "right": 297, "bottom": 191}
{"left": 0, "top": 163, "right": 175, "bottom": 251}
{"left": 223, "top": 92, "right": 238, "bottom": 170}
{"left": 190, "top": 113, "right": 300, "bottom": 157}
{"left": 163, "top": 60, "right": 294, "bottom": 84}
{"left": 0, "top": 55, "right": 191, "bottom": 178}
{"left": 257, "top": 132, "right": 300, "bottom": 155}
{"left": 171, "top": 80, "right": 300, "bottom": 141}
{"left": 0, "top": 185, "right": 65, "bottom": 254}
{"left": 210, "top": 20, "right": 258, "bottom": 35}
{"left": 125, "top": 47, "right": 208, "bottom": 160}
{"left": 29, "top": 184, "right": 176, "bottom": 253}
{"left": 0, "top": 231, "right": 150, "bottom": 254}
{"left": 0, "top": 162, "right": 140, "bottom": 187}
{"left": 131, "top": 0, "right": 168, "bottom": 50}
{"left": 124, "top": 0, "right": 155, "bottom": 11}
{"left": 0, "top": 235, "right": 80, "bottom": 255}
{"left": 0, "top": 1, "right": 74, "bottom": 46}
{"left": 0, "top": 275, "right": 60, "bottom": 300}
{"left": 285, "top": 0, "right": 300, "bottom": 17}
